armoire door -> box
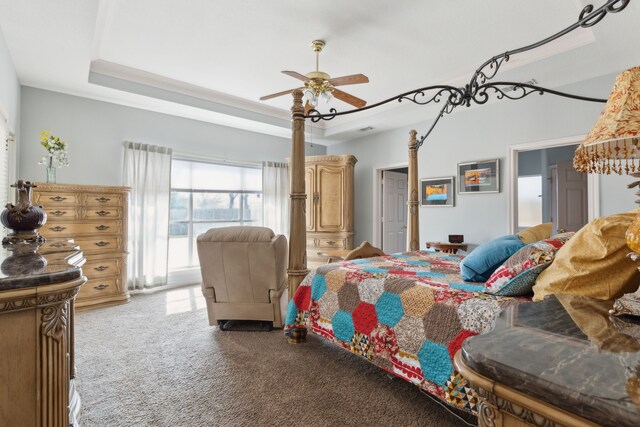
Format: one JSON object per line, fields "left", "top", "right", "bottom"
{"left": 305, "top": 165, "right": 315, "bottom": 231}
{"left": 316, "top": 164, "right": 346, "bottom": 232}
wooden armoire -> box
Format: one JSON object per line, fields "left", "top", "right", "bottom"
{"left": 304, "top": 155, "right": 357, "bottom": 266}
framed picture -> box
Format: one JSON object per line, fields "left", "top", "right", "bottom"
{"left": 457, "top": 159, "right": 500, "bottom": 194}
{"left": 420, "top": 176, "right": 455, "bottom": 207}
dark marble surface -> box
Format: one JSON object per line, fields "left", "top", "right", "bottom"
{"left": 462, "top": 295, "right": 640, "bottom": 426}
{"left": 0, "top": 239, "right": 85, "bottom": 291}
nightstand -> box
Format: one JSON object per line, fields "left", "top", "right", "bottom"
{"left": 454, "top": 295, "right": 640, "bottom": 427}
{"left": 425, "top": 241, "right": 468, "bottom": 254}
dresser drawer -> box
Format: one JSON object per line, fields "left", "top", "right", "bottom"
{"left": 78, "top": 277, "right": 120, "bottom": 299}
{"left": 307, "top": 238, "right": 318, "bottom": 248}
{"left": 84, "top": 207, "right": 123, "bottom": 220}
{"left": 83, "top": 258, "right": 122, "bottom": 279}
{"left": 32, "top": 191, "right": 82, "bottom": 207}
{"left": 74, "top": 236, "right": 123, "bottom": 252}
{"left": 46, "top": 208, "right": 82, "bottom": 221}
{"left": 317, "top": 238, "right": 346, "bottom": 249}
{"left": 84, "top": 193, "right": 123, "bottom": 207}
{"left": 41, "top": 221, "right": 123, "bottom": 237}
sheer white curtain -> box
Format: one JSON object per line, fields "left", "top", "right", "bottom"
{"left": 123, "top": 142, "right": 172, "bottom": 290}
{"left": 262, "top": 161, "right": 289, "bottom": 236}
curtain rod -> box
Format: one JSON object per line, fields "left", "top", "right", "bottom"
{"left": 172, "top": 150, "right": 262, "bottom": 168}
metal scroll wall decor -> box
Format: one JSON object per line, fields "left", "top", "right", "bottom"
{"left": 305, "top": 0, "right": 630, "bottom": 148}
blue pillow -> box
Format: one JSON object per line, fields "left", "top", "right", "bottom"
{"left": 460, "top": 235, "right": 525, "bottom": 282}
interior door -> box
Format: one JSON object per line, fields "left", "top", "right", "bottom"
{"left": 317, "top": 164, "right": 345, "bottom": 232}
{"left": 556, "top": 160, "right": 588, "bottom": 232}
{"left": 382, "top": 171, "right": 408, "bottom": 254}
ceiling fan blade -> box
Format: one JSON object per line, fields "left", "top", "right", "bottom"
{"left": 332, "top": 88, "right": 367, "bottom": 108}
{"left": 259, "top": 88, "right": 300, "bottom": 101}
{"left": 328, "top": 73, "right": 369, "bottom": 87}
{"left": 282, "top": 70, "right": 310, "bottom": 82}
{"left": 305, "top": 100, "right": 312, "bottom": 115}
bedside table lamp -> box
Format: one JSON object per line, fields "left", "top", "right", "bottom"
{"left": 574, "top": 65, "right": 640, "bottom": 316}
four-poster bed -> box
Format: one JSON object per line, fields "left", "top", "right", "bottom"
{"left": 282, "top": 0, "right": 631, "bottom": 418}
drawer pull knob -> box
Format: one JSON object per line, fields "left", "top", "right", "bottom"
{"left": 50, "top": 242, "right": 66, "bottom": 248}
{"left": 94, "top": 266, "right": 109, "bottom": 272}
{"left": 49, "top": 226, "right": 66, "bottom": 232}
{"left": 94, "top": 241, "right": 110, "bottom": 247}
{"left": 94, "top": 284, "right": 109, "bottom": 290}
{"left": 95, "top": 225, "right": 110, "bottom": 231}
{"left": 49, "top": 196, "right": 67, "bottom": 202}
{"left": 326, "top": 241, "right": 336, "bottom": 245}
{"left": 51, "top": 210, "right": 67, "bottom": 216}
{"left": 96, "top": 210, "right": 111, "bottom": 216}
{"left": 95, "top": 197, "right": 111, "bottom": 203}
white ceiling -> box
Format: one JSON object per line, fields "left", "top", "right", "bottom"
{"left": 1, "top": 0, "right": 639, "bottom": 145}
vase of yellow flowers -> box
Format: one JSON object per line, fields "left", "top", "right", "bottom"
{"left": 38, "top": 130, "right": 69, "bottom": 183}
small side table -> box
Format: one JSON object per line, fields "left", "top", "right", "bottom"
{"left": 425, "top": 242, "right": 468, "bottom": 254}
{"left": 317, "top": 249, "right": 352, "bottom": 263}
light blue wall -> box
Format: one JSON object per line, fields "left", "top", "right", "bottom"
{"left": 0, "top": 26, "right": 19, "bottom": 133}
{"left": 19, "top": 87, "right": 325, "bottom": 186}
{"left": 328, "top": 72, "right": 635, "bottom": 247}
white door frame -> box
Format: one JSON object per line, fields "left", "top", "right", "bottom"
{"left": 508, "top": 134, "right": 599, "bottom": 234}
{"left": 372, "top": 161, "right": 408, "bottom": 249}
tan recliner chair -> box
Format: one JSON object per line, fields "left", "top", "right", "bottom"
{"left": 196, "top": 226, "right": 288, "bottom": 329}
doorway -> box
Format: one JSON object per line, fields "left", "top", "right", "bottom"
{"left": 373, "top": 163, "right": 408, "bottom": 254}
{"left": 509, "top": 136, "right": 598, "bottom": 234}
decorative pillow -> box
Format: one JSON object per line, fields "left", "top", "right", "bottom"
{"left": 460, "top": 234, "right": 526, "bottom": 282}
{"left": 517, "top": 223, "right": 553, "bottom": 244}
{"left": 532, "top": 211, "right": 640, "bottom": 301}
{"left": 485, "top": 234, "right": 574, "bottom": 296}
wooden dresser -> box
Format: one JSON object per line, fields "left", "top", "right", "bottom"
{"left": 304, "top": 155, "right": 356, "bottom": 267}
{"left": 0, "top": 240, "right": 86, "bottom": 426}
{"left": 32, "top": 183, "right": 130, "bottom": 309}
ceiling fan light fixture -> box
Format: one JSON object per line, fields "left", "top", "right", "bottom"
{"left": 303, "top": 88, "right": 318, "bottom": 107}
{"left": 321, "top": 90, "right": 333, "bottom": 103}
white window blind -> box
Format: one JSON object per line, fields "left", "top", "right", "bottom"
{"left": 0, "top": 118, "right": 10, "bottom": 208}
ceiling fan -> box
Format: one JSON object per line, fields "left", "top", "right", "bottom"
{"left": 260, "top": 40, "right": 369, "bottom": 113}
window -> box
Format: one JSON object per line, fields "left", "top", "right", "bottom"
{"left": 517, "top": 175, "right": 543, "bottom": 229}
{"left": 168, "top": 159, "right": 262, "bottom": 270}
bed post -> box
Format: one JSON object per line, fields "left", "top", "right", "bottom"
{"left": 407, "top": 129, "right": 420, "bottom": 251}
{"left": 287, "top": 89, "right": 309, "bottom": 303}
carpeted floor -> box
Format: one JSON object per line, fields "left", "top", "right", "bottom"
{"left": 75, "top": 285, "right": 471, "bottom": 427}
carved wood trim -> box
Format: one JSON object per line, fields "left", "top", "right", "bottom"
{"left": 41, "top": 301, "right": 68, "bottom": 342}
{"left": 33, "top": 182, "right": 131, "bottom": 193}
{"left": 303, "top": 154, "right": 358, "bottom": 166}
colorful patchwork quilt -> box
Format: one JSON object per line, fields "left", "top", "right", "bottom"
{"left": 284, "top": 251, "right": 528, "bottom": 414}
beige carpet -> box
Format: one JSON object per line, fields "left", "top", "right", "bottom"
{"left": 75, "top": 285, "right": 471, "bottom": 426}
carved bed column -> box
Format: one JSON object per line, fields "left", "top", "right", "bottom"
{"left": 407, "top": 129, "right": 420, "bottom": 251}
{"left": 287, "top": 89, "right": 309, "bottom": 300}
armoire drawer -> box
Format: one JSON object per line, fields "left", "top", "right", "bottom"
{"left": 78, "top": 277, "right": 120, "bottom": 299}
{"left": 82, "top": 258, "right": 122, "bottom": 279}
{"left": 317, "top": 238, "right": 347, "bottom": 249}
{"left": 41, "top": 221, "right": 123, "bottom": 237}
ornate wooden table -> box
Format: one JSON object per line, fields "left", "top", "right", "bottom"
{"left": 425, "top": 241, "right": 468, "bottom": 254}
{"left": 455, "top": 295, "right": 640, "bottom": 427}
{"left": 0, "top": 239, "right": 86, "bottom": 426}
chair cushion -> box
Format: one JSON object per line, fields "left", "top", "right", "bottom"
{"left": 532, "top": 212, "right": 640, "bottom": 301}
{"left": 460, "top": 234, "right": 526, "bottom": 282}
{"left": 485, "top": 233, "right": 574, "bottom": 296}
{"left": 517, "top": 223, "right": 553, "bottom": 244}
{"left": 197, "top": 226, "right": 275, "bottom": 242}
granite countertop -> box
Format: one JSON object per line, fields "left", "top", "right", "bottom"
{"left": 0, "top": 239, "right": 85, "bottom": 291}
{"left": 461, "top": 295, "right": 640, "bottom": 426}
